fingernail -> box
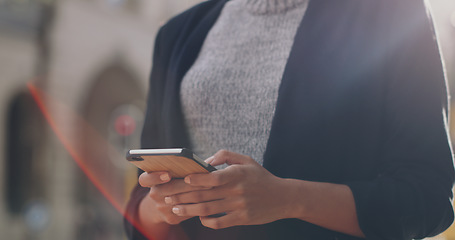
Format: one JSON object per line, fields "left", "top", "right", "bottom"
{"left": 160, "top": 173, "right": 170, "bottom": 182}
{"left": 204, "top": 156, "right": 215, "bottom": 164}
{"left": 164, "top": 197, "right": 172, "bottom": 205}
{"left": 184, "top": 176, "right": 191, "bottom": 184}
{"left": 172, "top": 207, "right": 180, "bottom": 215}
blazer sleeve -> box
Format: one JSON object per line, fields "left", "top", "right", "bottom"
{"left": 123, "top": 1, "right": 223, "bottom": 238}
{"left": 346, "top": 1, "right": 455, "bottom": 239}
{"left": 123, "top": 26, "right": 166, "bottom": 240}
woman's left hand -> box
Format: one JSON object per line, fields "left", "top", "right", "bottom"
{"left": 164, "top": 150, "right": 295, "bottom": 229}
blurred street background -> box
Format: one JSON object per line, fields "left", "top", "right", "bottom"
{"left": 0, "top": 0, "right": 454, "bottom": 239}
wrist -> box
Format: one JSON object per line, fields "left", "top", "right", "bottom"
{"left": 138, "top": 196, "right": 174, "bottom": 240}
{"left": 139, "top": 195, "right": 165, "bottom": 225}
{"left": 277, "top": 178, "right": 309, "bottom": 220}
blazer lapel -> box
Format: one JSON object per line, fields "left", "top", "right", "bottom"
{"left": 263, "top": 0, "right": 384, "bottom": 181}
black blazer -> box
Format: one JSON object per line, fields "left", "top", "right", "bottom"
{"left": 125, "top": 0, "right": 455, "bottom": 239}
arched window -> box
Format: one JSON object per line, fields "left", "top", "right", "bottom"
{"left": 74, "top": 64, "right": 144, "bottom": 239}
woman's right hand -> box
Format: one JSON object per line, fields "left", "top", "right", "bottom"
{"left": 138, "top": 171, "right": 210, "bottom": 225}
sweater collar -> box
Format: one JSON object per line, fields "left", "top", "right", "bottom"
{"left": 241, "top": 0, "right": 309, "bottom": 14}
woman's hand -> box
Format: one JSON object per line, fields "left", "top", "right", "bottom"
{"left": 164, "top": 150, "right": 294, "bottom": 229}
{"left": 138, "top": 150, "right": 364, "bottom": 238}
{"left": 138, "top": 171, "right": 210, "bottom": 226}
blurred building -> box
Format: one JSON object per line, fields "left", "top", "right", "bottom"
{"left": 0, "top": 0, "right": 454, "bottom": 240}
{"left": 0, "top": 0, "right": 201, "bottom": 239}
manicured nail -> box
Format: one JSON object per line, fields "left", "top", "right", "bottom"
{"left": 160, "top": 173, "right": 170, "bottom": 182}
{"left": 204, "top": 156, "right": 215, "bottom": 164}
{"left": 184, "top": 176, "right": 191, "bottom": 184}
{"left": 172, "top": 207, "right": 180, "bottom": 215}
{"left": 164, "top": 197, "right": 172, "bottom": 205}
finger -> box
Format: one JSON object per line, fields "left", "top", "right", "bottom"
{"left": 171, "top": 199, "right": 233, "bottom": 218}
{"left": 210, "top": 149, "right": 256, "bottom": 166}
{"left": 204, "top": 156, "right": 215, "bottom": 165}
{"left": 199, "top": 211, "right": 243, "bottom": 229}
{"left": 149, "top": 179, "right": 191, "bottom": 202}
{"left": 154, "top": 179, "right": 211, "bottom": 197}
{"left": 185, "top": 168, "right": 240, "bottom": 187}
{"left": 166, "top": 187, "right": 226, "bottom": 205}
{"left": 154, "top": 202, "right": 192, "bottom": 225}
{"left": 138, "top": 171, "right": 170, "bottom": 187}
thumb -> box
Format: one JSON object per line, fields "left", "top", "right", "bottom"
{"left": 209, "top": 150, "right": 256, "bottom": 166}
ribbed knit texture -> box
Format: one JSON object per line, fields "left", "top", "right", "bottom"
{"left": 243, "top": 0, "right": 308, "bottom": 14}
{"left": 180, "top": 0, "right": 309, "bottom": 166}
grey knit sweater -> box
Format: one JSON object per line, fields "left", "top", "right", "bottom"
{"left": 180, "top": 0, "right": 309, "bottom": 166}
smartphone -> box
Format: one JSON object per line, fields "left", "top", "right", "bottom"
{"left": 126, "top": 148, "right": 216, "bottom": 178}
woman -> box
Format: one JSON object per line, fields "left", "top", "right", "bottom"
{"left": 125, "top": 0, "right": 455, "bottom": 239}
